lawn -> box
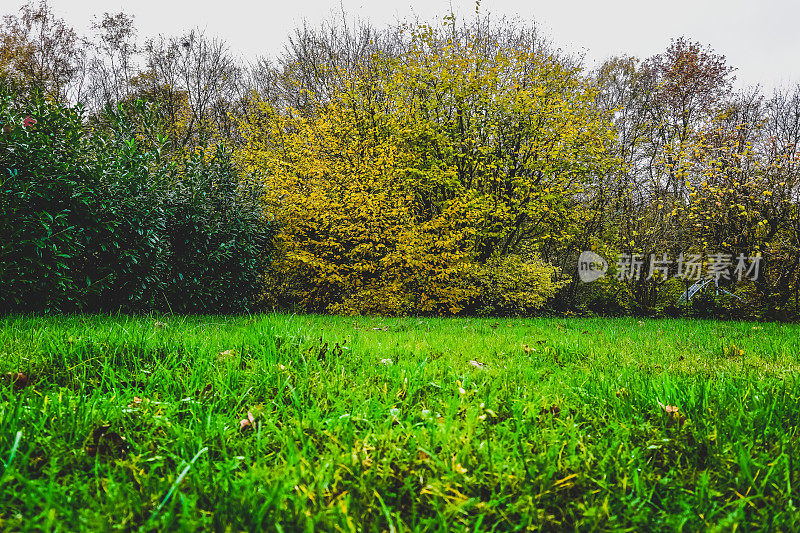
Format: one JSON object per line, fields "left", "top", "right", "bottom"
{"left": 1, "top": 314, "right": 800, "bottom": 531}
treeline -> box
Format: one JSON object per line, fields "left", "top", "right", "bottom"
{"left": 1, "top": 1, "right": 798, "bottom": 318}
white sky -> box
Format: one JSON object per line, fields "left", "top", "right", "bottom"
{"left": 4, "top": 0, "right": 798, "bottom": 92}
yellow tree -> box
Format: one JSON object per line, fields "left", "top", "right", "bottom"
{"left": 237, "top": 21, "right": 615, "bottom": 315}
{"left": 685, "top": 87, "right": 800, "bottom": 316}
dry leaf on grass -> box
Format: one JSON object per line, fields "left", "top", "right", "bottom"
{"left": 217, "top": 349, "right": 236, "bottom": 361}
{"left": 658, "top": 400, "right": 687, "bottom": 427}
{"left": 239, "top": 411, "right": 255, "bottom": 432}
{"left": 194, "top": 383, "right": 214, "bottom": 400}
{"left": 129, "top": 396, "right": 144, "bottom": 407}
{"left": 451, "top": 457, "right": 468, "bottom": 475}
{"left": 538, "top": 405, "right": 561, "bottom": 418}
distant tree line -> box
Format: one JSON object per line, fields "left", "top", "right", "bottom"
{"left": 1, "top": 0, "right": 798, "bottom": 318}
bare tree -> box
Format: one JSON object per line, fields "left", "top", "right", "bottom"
{"left": 0, "top": 0, "right": 86, "bottom": 102}
{"left": 83, "top": 12, "right": 139, "bottom": 113}
{"left": 141, "top": 29, "right": 242, "bottom": 150}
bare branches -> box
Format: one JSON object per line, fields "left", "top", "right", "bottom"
{"left": 83, "top": 12, "right": 139, "bottom": 112}
{"left": 0, "top": 0, "right": 86, "bottom": 102}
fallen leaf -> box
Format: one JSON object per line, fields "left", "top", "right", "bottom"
{"left": 538, "top": 405, "right": 561, "bottom": 418}
{"left": 239, "top": 411, "right": 255, "bottom": 432}
{"left": 658, "top": 400, "right": 686, "bottom": 427}
{"left": 128, "top": 396, "right": 143, "bottom": 407}
{"left": 117, "top": 380, "right": 147, "bottom": 390}
{"left": 194, "top": 383, "right": 213, "bottom": 400}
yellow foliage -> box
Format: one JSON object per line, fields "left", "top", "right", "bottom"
{"left": 237, "top": 25, "right": 615, "bottom": 315}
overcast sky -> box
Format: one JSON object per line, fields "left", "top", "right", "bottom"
{"left": 4, "top": 0, "right": 798, "bottom": 92}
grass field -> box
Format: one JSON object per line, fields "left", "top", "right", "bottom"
{"left": 1, "top": 314, "right": 800, "bottom": 531}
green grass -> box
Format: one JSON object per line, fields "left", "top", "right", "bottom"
{"left": 2, "top": 314, "right": 800, "bottom": 531}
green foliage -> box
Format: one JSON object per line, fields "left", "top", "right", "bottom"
{"left": 81, "top": 101, "right": 171, "bottom": 311}
{"left": 653, "top": 277, "right": 688, "bottom": 317}
{"left": 0, "top": 86, "right": 91, "bottom": 311}
{"left": 0, "top": 86, "right": 274, "bottom": 313}
{"left": 160, "top": 147, "right": 275, "bottom": 313}
{"left": 571, "top": 275, "right": 632, "bottom": 317}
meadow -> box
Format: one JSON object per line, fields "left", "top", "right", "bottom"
{"left": 1, "top": 314, "right": 800, "bottom": 531}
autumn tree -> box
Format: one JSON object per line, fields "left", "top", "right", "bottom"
{"left": 643, "top": 37, "right": 735, "bottom": 198}
{"left": 0, "top": 0, "right": 86, "bottom": 103}
{"left": 238, "top": 18, "right": 613, "bottom": 315}
{"left": 685, "top": 84, "right": 800, "bottom": 317}
{"left": 584, "top": 39, "right": 739, "bottom": 313}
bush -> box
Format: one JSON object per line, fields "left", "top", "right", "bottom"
{"left": 159, "top": 147, "right": 275, "bottom": 313}
{"left": 0, "top": 87, "right": 274, "bottom": 313}
{"left": 469, "top": 255, "right": 566, "bottom": 317}
{"left": 0, "top": 87, "right": 92, "bottom": 311}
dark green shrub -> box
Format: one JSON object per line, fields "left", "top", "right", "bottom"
{"left": 0, "top": 87, "right": 92, "bottom": 311}
{"left": 159, "top": 146, "right": 275, "bottom": 313}
{"left": 0, "top": 86, "right": 274, "bottom": 313}
{"left": 81, "top": 102, "right": 171, "bottom": 311}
